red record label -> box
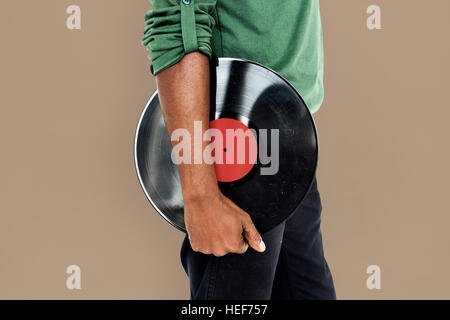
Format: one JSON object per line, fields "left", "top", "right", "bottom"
{"left": 209, "top": 118, "right": 258, "bottom": 182}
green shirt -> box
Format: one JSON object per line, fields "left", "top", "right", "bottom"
{"left": 142, "top": 0, "right": 324, "bottom": 114}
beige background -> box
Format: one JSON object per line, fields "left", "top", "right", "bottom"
{"left": 0, "top": 0, "right": 449, "bottom": 299}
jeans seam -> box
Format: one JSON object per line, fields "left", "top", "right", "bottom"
{"left": 206, "top": 258, "right": 218, "bottom": 299}
{"left": 281, "top": 247, "right": 296, "bottom": 299}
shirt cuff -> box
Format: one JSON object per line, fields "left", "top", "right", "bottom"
{"left": 142, "top": 0, "right": 217, "bottom": 76}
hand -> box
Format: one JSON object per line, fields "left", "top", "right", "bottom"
{"left": 184, "top": 191, "right": 266, "bottom": 257}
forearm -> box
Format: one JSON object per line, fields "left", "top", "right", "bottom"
{"left": 155, "top": 51, "right": 219, "bottom": 201}
{"left": 143, "top": 1, "right": 264, "bottom": 255}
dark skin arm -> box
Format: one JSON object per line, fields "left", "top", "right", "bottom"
{"left": 155, "top": 52, "right": 265, "bottom": 256}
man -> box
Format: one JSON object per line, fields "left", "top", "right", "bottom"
{"left": 142, "top": 0, "right": 336, "bottom": 299}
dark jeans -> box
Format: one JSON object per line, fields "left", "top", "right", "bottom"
{"left": 180, "top": 176, "right": 336, "bottom": 300}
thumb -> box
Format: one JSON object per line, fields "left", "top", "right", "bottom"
{"left": 242, "top": 216, "right": 266, "bottom": 253}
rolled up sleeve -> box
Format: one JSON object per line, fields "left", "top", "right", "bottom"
{"left": 142, "top": 0, "right": 217, "bottom": 76}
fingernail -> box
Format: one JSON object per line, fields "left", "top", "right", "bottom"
{"left": 259, "top": 240, "right": 266, "bottom": 252}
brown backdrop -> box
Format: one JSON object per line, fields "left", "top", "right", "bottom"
{"left": 0, "top": 0, "right": 449, "bottom": 299}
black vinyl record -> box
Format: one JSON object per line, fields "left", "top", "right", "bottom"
{"left": 134, "top": 58, "right": 318, "bottom": 234}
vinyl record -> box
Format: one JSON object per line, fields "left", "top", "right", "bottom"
{"left": 134, "top": 58, "right": 318, "bottom": 234}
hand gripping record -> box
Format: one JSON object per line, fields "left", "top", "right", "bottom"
{"left": 134, "top": 58, "right": 318, "bottom": 234}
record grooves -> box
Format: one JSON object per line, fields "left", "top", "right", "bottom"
{"left": 134, "top": 58, "right": 318, "bottom": 233}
